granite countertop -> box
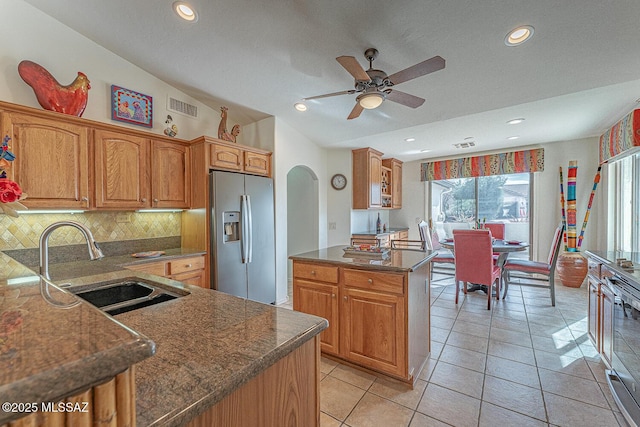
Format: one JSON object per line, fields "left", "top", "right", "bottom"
{"left": 0, "top": 253, "right": 155, "bottom": 424}
{"left": 0, "top": 251, "right": 327, "bottom": 426}
{"left": 585, "top": 250, "right": 640, "bottom": 284}
{"left": 352, "top": 227, "right": 410, "bottom": 236}
{"left": 289, "top": 245, "right": 436, "bottom": 272}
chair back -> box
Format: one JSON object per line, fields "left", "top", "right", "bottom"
{"left": 484, "top": 223, "right": 505, "bottom": 240}
{"left": 547, "top": 223, "right": 565, "bottom": 267}
{"left": 453, "top": 229, "right": 495, "bottom": 285}
{"left": 417, "top": 221, "right": 433, "bottom": 250}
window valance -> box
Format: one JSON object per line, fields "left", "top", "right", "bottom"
{"left": 599, "top": 109, "right": 640, "bottom": 164}
{"left": 420, "top": 148, "right": 544, "bottom": 181}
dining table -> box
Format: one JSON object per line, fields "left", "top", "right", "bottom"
{"left": 440, "top": 238, "right": 529, "bottom": 293}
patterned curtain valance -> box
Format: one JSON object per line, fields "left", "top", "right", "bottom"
{"left": 599, "top": 109, "right": 640, "bottom": 164}
{"left": 420, "top": 148, "right": 544, "bottom": 181}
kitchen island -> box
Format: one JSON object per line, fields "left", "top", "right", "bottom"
{"left": 0, "top": 252, "right": 327, "bottom": 426}
{"left": 289, "top": 245, "right": 435, "bottom": 385}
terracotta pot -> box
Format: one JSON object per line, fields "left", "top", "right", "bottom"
{"left": 556, "top": 251, "right": 588, "bottom": 288}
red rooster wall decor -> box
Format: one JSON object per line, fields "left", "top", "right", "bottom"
{"left": 17, "top": 60, "right": 90, "bottom": 117}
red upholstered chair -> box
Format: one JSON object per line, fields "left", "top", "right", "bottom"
{"left": 427, "top": 223, "right": 455, "bottom": 278}
{"left": 453, "top": 229, "right": 501, "bottom": 310}
{"left": 501, "top": 223, "right": 564, "bottom": 306}
{"left": 484, "top": 223, "right": 505, "bottom": 240}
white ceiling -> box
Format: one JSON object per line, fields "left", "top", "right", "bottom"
{"left": 23, "top": 0, "right": 640, "bottom": 162}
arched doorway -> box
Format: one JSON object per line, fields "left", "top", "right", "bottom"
{"left": 287, "top": 166, "right": 319, "bottom": 282}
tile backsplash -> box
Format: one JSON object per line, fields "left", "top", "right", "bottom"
{"left": 0, "top": 212, "right": 181, "bottom": 250}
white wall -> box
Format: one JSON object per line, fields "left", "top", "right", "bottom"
{"left": 287, "top": 166, "right": 319, "bottom": 257}
{"left": 327, "top": 149, "right": 352, "bottom": 246}
{"left": 0, "top": 0, "right": 239, "bottom": 142}
{"left": 389, "top": 160, "right": 427, "bottom": 241}
{"left": 274, "top": 118, "right": 328, "bottom": 303}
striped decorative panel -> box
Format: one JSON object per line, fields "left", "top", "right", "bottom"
{"left": 420, "top": 148, "right": 544, "bottom": 181}
{"left": 599, "top": 109, "right": 640, "bottom": 164}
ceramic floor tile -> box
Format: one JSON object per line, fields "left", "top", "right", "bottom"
{"left": 485, "top": 354, "right": 540, "bottom": 389}
{"left": 439, "top": 344, "right": 487, "bottom": 373}
{"left": 489, "top": 326, "right": 533, "bottom": 347}
{"left": 368, "top": 377, "right": 427, "bottom": 410}
{"left": 491, "top": 316, "right": 530, "bottom": 333}
{"left": 482, "top": 375, "right": 547, "bottom": 421}
{"left": 587, "top": 360, "right": 608, "bottom": 384}
{"left": 538, "top": 368, "right": 610, "bottom": 409}
{"left": 418, "top": 358, "right": 437, "bottom": 382}
{"left": 488, "top": 340, "right": 536, "bottom": 366}
{"left": 431, "top": 315, "right": 456, "bottom": 330}
{"left": 320, "top": 411, "right": 342, "bottom": 427}
{"left": 417, "top": 383, "right": 481, "bottom": 427}
{"left": 479, "top": 401, "right": 547, "bottom": 427}
{"left": 345, "top": 392, "right": 414, "bottom": 427}
{"left": 329, "top": 363, "right": 377, "bottom": 390}
{"left": 321, "top": 356, "right": 339, "bottom": 374}
{"left": 530, "top": 335, "right": 582, "bottom": 358}
{"left": 320, "top": 376, "right": 366, "bottom": 421}
{"left": 430, "top": 305, "right": 459, "bottom": 320}
{"left": 445, "top": 330, "right": 489, "bottom": 353}
{"left": 430, "top": 326, "right": 450, "bottom": 344}
{"left": 544, "top": 391, "right": 619, "bottom": 427}
{"left": 527, "top": 314, "right": 567, "bottom": 328}
{"left": 534, "top": 349, "right": 595, "bottom": 380}
{"left": 452, "top": 320, "right": 491, "bottom": 338}
{"left": 430, "top": 360, "right": 485, "bottom": 399}
{"left": 408, "top": 412, "right": 454, "bottom": 427}
{"left": 430, "top": 341, "right": 444, "bottom": 360}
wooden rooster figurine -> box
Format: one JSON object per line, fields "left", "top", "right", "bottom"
{"left": 18, "top": 60, "right": 91, "bottom": 117}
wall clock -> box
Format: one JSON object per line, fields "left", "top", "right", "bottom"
{"left": 331, "top": 173, "right": 347, "bottom": 190}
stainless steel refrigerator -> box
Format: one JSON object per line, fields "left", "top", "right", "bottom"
{"left": 209, "top": 171, "right": 276, "bottom": 304}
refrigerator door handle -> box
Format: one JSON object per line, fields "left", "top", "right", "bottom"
{"left": 241, "top": 195, "right": 249, "bottom": 264}
{"left": 246, "top": 195, "right": 253, "bottom": 263}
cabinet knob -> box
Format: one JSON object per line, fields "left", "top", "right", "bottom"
{"left": 81, "top": 196, "right": 89, "bottom": 206}
{"left": 185, "top": 264, "right": 192, "bottom": 268}
{"left": 343, "top": 296, "right": 348, "bottom": 301}
{"left": 332, "top": 294, "right": 336, "bottom": 298}
{"left": 310, "top": 270, "right": 316, "bottom": 275}
{"left": 368, "top": 278, "right": 373, "bottom": 284}
{"left": 141, "top": 198, "right": 147, "bottom": 202}
{"left": 153, "top": 198, "right": 159, "bottom": 203}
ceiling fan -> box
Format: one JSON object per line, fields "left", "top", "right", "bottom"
{"left": 302, "top": 48, "right": 445, "bottom": 120}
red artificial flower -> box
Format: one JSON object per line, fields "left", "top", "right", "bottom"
{"left": 0, "top": 178, "right": 22, "bottom": 203}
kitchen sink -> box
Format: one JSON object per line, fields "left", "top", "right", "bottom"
{"left": 70, "top": 278, "right": 187, "bottom": 315}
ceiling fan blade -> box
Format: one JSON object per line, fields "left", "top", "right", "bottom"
{"left": 387, "top": 56, "right": 445, "bottom": 85}
{"left": 303, "top": 90, "right": 356, "bottom": 101}
{"left": 347, "top": 103, "right": 364, "bottom": 120}
{"left": 336, "top": 56, "right": 371, "bottom": 81}
{"left": 386, "top": 90, "right": 425, "bottom": 108}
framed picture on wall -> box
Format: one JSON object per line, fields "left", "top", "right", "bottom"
{"left": 111, "top": 85, "right": 153, "bottom": 128}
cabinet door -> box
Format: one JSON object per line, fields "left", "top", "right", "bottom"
{"left": 369, "top": 152, "right": 382, "bottom": 208}
{"left": 601, "top": 282, "right": 614, "bottom": 368}
{"left": 94, "top": 130, "right": 150, "bottom": 209}
{"left": 210, "top": 143, "right": 242, "bottom": 171}
{"left": 171, "top": 270, "right": 206, "bottom": 288}
{"left": 2, "top": 111, "right": 90, "bottom": 209}
{"left": 293, "top": 279, "right": 339, "bottom": 355}
{"left": 341, "top": 287, "right": 406, "bottom": 377}
{"left": 244, "top": 151, "right": 271, "bottom": 176}
{"left": 391, "top": 161, "right": 402, "bottom": 209}
{"left": 587, "top": 276, "right": 599, "bottom": 349}
{"left": 152, "top": 141, "right": 190, "bottom": 208}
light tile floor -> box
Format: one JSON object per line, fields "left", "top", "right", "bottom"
{"left": 280, "top": 275, "right": 628, "bottom": 427}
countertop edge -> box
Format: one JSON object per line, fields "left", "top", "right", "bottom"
{"left": 153, "top": 319, "right": 328, "bottom": 427}
{"left": 289, "top": 249, "right": 436, "bottom": 272}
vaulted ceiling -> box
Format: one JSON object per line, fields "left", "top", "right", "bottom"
{"left": 24, "top": 0, "right": 640, "bottom": 161}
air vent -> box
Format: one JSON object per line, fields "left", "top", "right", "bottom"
{"left": 167, "top": 96, "right": 198, "bottom": 118}
{"left": 454, "top": 141, "right": 476, "bottom": 149}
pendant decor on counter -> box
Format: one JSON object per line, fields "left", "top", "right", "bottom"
{"left": 18, "top": 60, "right": 91, "bottom": 117}
{"left": 0, "top": 135, "right": 27, "bottom": 217}
{"left": 556, "top": 161, "right": 602, "bottom": 288}
{"left": 218, "top": 106, "right": 240, "bottom": 143}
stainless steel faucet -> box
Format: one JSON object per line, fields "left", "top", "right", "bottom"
{"left": 39, "top": 220, "right": 104, "bottom": 280}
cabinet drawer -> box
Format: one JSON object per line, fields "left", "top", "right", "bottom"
{"left": 126, "top": 261, "right": 167, "bottom": 276}
{"left": 293, "top": 262, "right": 339, "bottom": 283}
{"left": 343, "top": 268, "right": 404, "bottom": 294}
{"left": 169, "top": 256, "right": 205, "bottom": 275}
{"left": 587, "top": 259, "right": 601, "bottom": 280}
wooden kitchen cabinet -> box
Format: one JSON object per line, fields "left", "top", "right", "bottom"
{"left": 94, "top": 129, "right": 151, "bottom": 209}
{"left": 586, "top": 254, "right": 615, "bottom": 368}
{"left": 352, "top": 147, "right": 383, "bottom": 209}
{"left": 382, "top": 158, "right": 403, "bottom": 209}
{"left": 151, "top": 140, "right": 190, "bottom": 208}
{"left": 204, "top": 137, "right": 272, "bottom": 177}
{"left": 243, "top": 149, "right": 271, "bottom": 176}
{"left": 601, "top": 279, "right": 614, "bottom": 367}
{"left": 125, "top": 254, "right": 207, "bottom": 288}
{"left": 588, "top": 275, "right": 600, "bottom": 347}
{"left": 1, "top": 110, "right": 91, "bottom": 209}
{"left": 293, "top": 262, "right": 340, "bottom": 355}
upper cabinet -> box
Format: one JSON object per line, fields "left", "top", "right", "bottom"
{"left": 352, "top": 148, "right": 402, "bottom": 209}
{"left": 151, "top": 141, "right": 190, "bottom": 209}
{"left": 203, "top": 137, "right": 271, "bottom": 177}
{"left": 1, "top": 110, "right": 91, "bottom": 209}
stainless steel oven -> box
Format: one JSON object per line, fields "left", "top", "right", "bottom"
{"left": 607, "top": 274, "right": 640, "bottom": 427}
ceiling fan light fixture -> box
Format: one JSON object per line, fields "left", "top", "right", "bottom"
{"left": 294, "top": 102, "right": 307, "bottom": 112}
{"left": 173, "top": 2, "right": 198, "bottom": 22}
{"left": 357, "top": 92, "right": 385, "bottom": 110}
{"left": 505, "top": 25, "right": 534, "bottom": 46}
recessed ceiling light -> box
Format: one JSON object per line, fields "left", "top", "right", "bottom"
{"left": 507, "top": 118, "right": 525, "bottom": 125}
{"left": 294, "top": 102, "right": 307, "bottom": 112}
{"left": 507, "top": 136, "right": 520, "bottom": 140}
{"left": 173, "top": 2, "right": 198, "bottom": 22}
{"left": 464, "top": 136, "right": 474, "bottom": 141}
{"left": 405, "top": 137, "right": 416, "bottom": 142}
{"left": 505, "top": 25, "right": 534, "bottom": 46}
{"left": 420, "top": 149, "right": 431, "bottom": 153}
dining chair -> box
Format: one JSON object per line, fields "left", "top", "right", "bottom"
{"left": 501, "top": 223, "right": 564, "bottom": 306}
{"left": 484, "top": 223, "right": 505, "bottom": 240}
{"left": 453, "top": 229, "right": 501, "bottom": 310}
{"left": 427, "top": 222, "right": 455, "bottom": 279}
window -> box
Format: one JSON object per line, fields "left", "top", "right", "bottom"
{"left": 430, "top": 173, "right": 531, "bottom": 258}
{"left": 609, "top": 153, "right": 640, "bottom": 252}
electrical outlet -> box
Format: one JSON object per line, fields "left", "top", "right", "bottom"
{"left": 328, "top": 222, "right": 337, "bottom": 230}
{"left": 116, "top": 213, "right": 131, "bottom": 223}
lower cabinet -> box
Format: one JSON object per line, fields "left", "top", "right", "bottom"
{"left": 294, "top": 279, "right": 340, "bottom": 355}
{"left": 586, "top": 257, "right": 615, "bottom": 368}
{"left": 125, "top": 255, "right": 206, "bottom": 289}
